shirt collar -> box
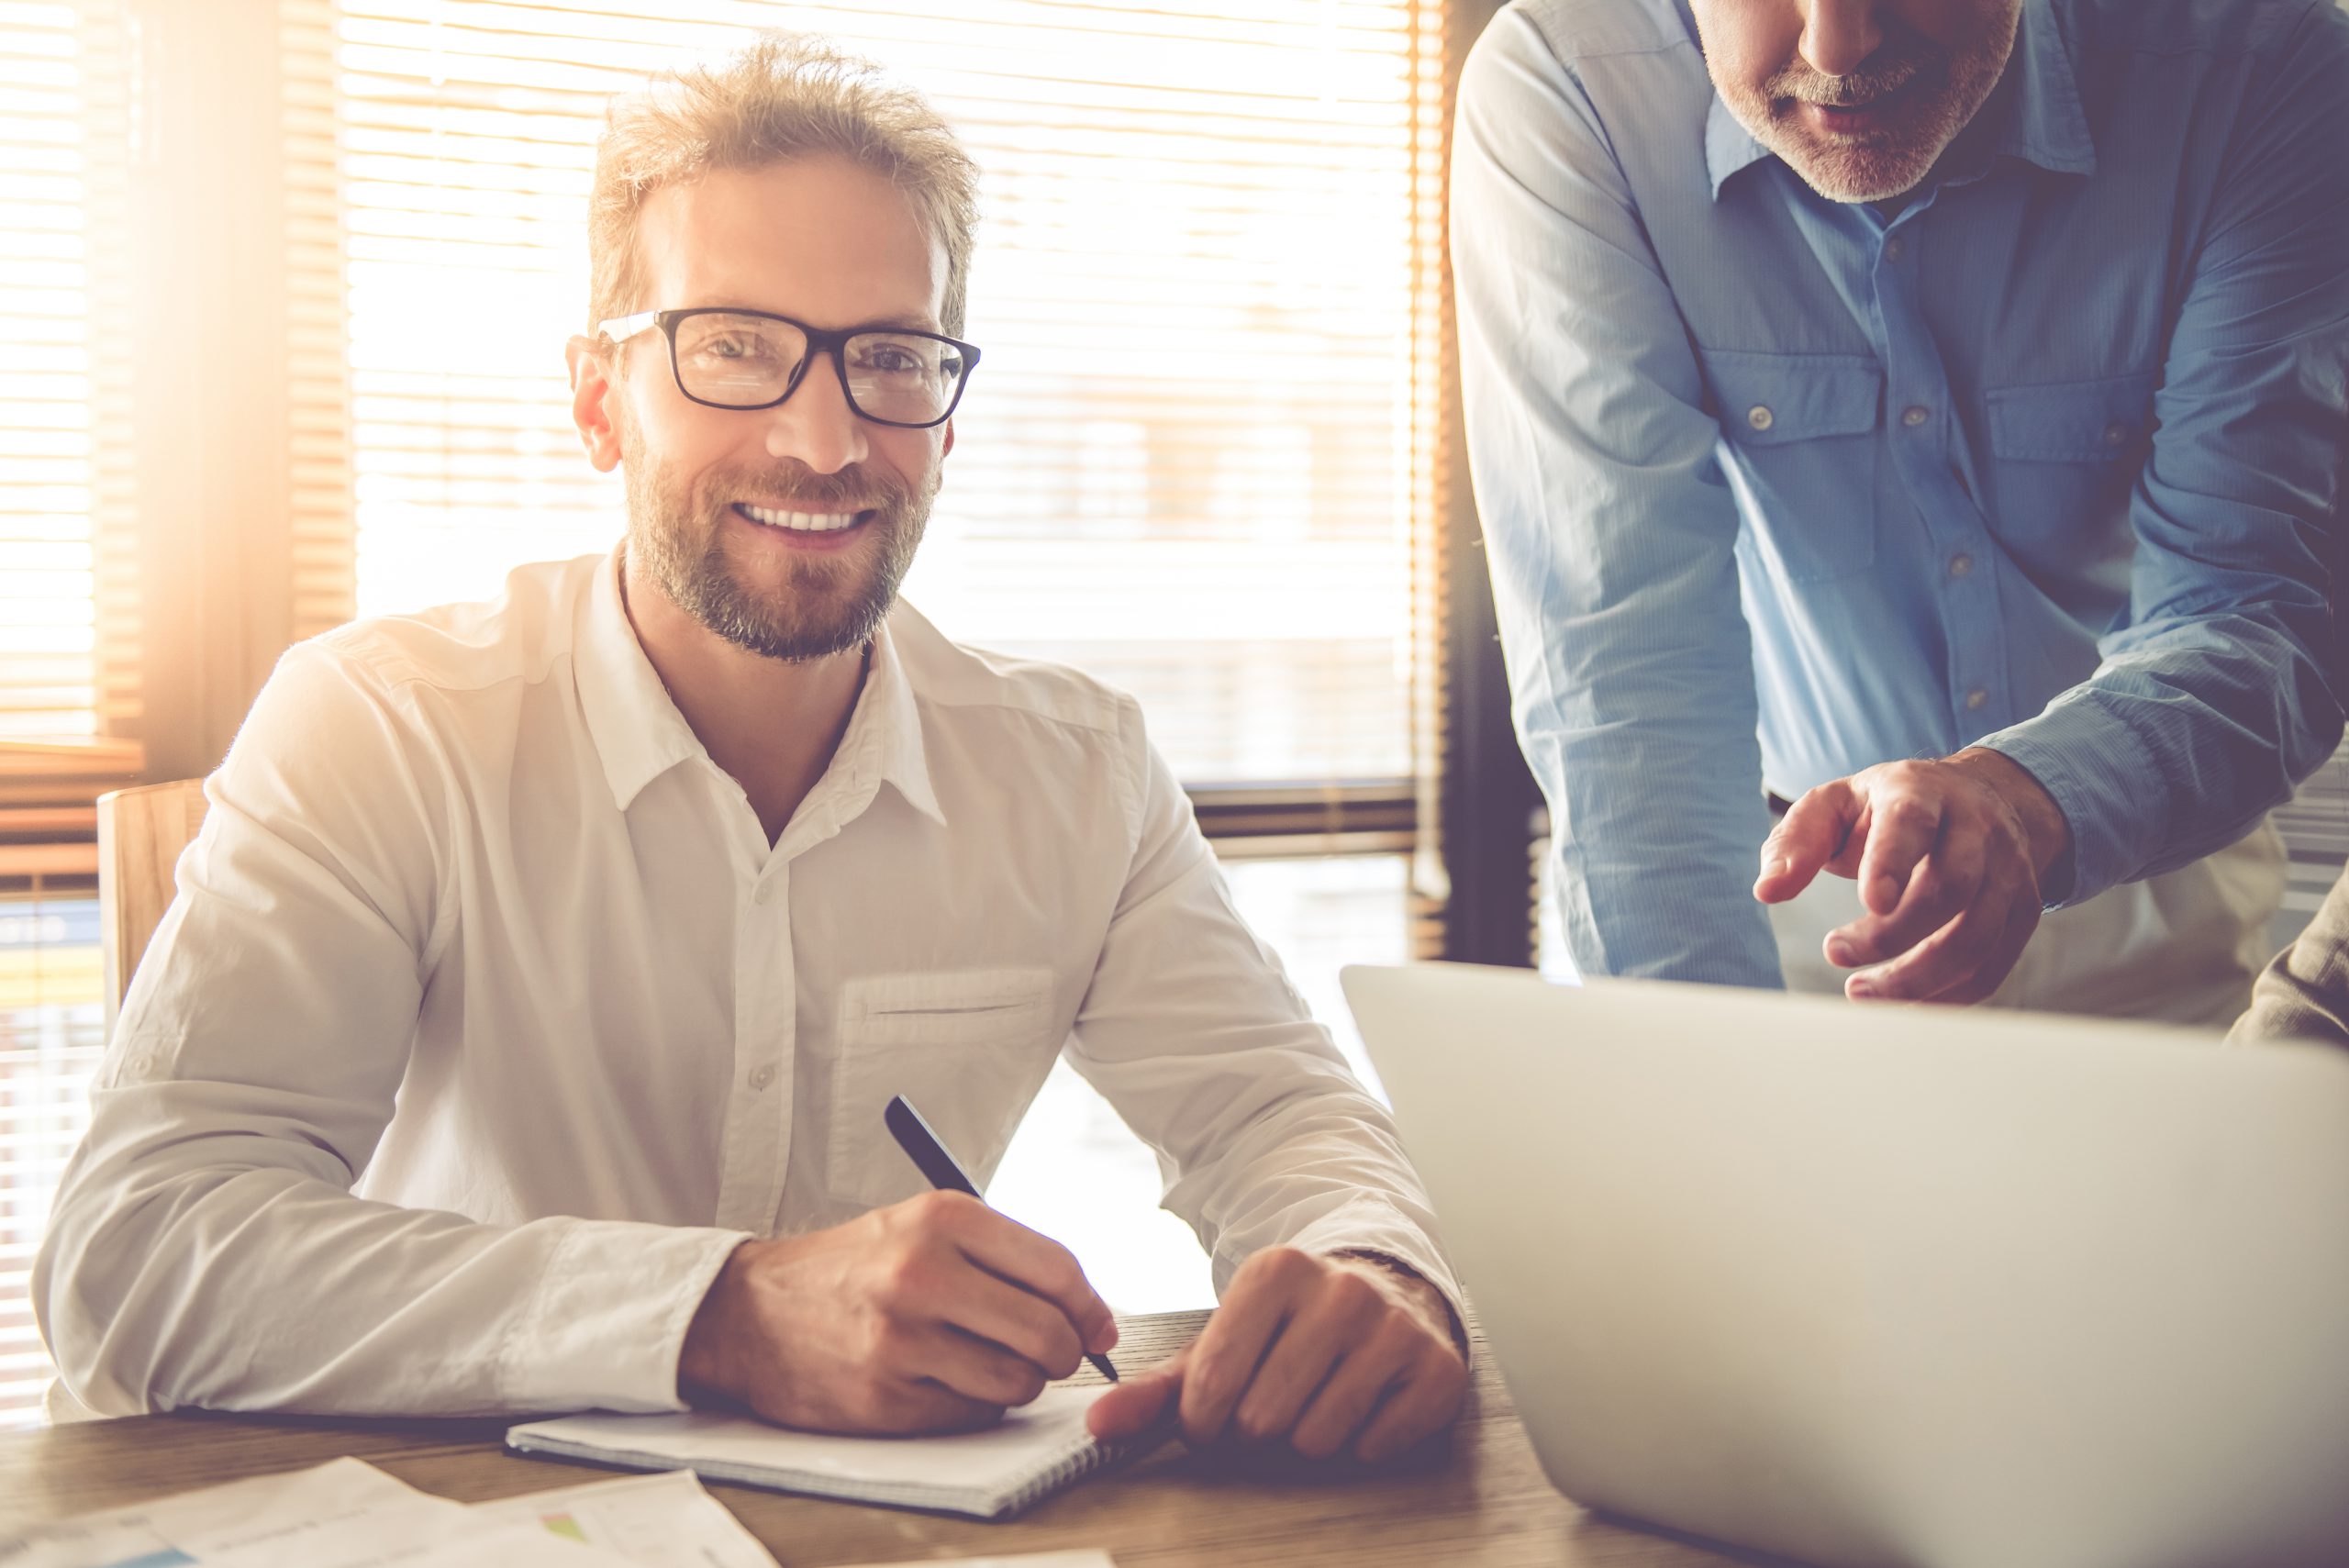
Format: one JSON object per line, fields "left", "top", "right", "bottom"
{"left": 575, "top": 548, "right": 706, "bottom": 812}
{"left": 573, "top": 546, "right": 946, "bottom": 828}
{"left": 1983, "top": 0, "right": 2095, "bottom": 178}
{"left": 1706, "top": 0, "right": 2094, "bottom": 200}
{"left": 843, "top": 602, "right": 947, "bottom": 828}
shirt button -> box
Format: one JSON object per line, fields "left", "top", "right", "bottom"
{"left": 1746, "top": 405, "right": 1774, "bottom": 431}
{"left": 1965, "top": 688, "right": 1988, "bottom": 711}
{"left": 1901, "top": 405, "right": 1931, "bottom": 428}
{"left": 1949, "top": 553, "right": 1973, "bottom": 578}
{"left": 2102, "top": 420, "right": 2130, "bottom": 446}
{"left": 1884, "top": 235, "right": 1907, "bottom": 262}
{"left": 752, "top": 880, "right": 775, "bottom": 905}
{"left": 749, "top": 1064, "right": 775, "bottom": 1090}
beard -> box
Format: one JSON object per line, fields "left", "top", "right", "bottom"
{"left": 618, "top": 417, "right": 934, "bottom": 665}
{"left": 1712, "top": 6, "right": 2020, "bottom": 204}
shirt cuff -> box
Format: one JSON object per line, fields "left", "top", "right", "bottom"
{"left": 1279, "top": 1195, "right": 1469, "bottom": 1355}
{"left": 1976, "top": 697, "right": 2158, "bottom": 910}
{"left": 1326, "top": 1246, "right": 1473, "bottom": 1363}
{"left": 501, "top": 1219, "right": 751, "bottom": 1413}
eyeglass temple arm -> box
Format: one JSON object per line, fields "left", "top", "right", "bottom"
{"left": 596, "top": 310, "right": 662, "bottom": 342}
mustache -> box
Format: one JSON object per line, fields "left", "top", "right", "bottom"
{"left": 709, "top": 462, "right": 908, "bottom": 514}
{"left": 1765, "top": 29, "right": 1935, "bottom": 106}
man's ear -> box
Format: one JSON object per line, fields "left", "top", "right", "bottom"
{"left": 941, "top": 417, "right": 954, "bottom": 462}
{"left": 566, "top": 335, "right": 624, "bottom": 473}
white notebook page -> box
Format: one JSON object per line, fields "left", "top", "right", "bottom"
{"left": 510, "top": 1385, "right": 1101, "bottom": 1493}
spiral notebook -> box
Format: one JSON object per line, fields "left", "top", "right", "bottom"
{"left": 505, "top": 1387, "right": 1156, "bottom": 1520}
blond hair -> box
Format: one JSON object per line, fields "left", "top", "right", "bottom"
{"left": 586, "top": 33, "right": 980, "bottom": 336}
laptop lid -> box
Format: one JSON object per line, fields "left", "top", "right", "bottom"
{"left": 1342, "top": 963, "right": 2349, "bottom": 1568}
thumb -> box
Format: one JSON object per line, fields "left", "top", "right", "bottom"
{"left": 1085, "top": 1344, "right": 1189, "bottom": 1440}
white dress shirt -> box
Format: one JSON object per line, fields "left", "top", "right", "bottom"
{"left": 36, "top": 550, "right": 1459, "bottom": 1418}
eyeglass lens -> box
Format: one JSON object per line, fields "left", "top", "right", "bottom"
{"left": 671, "top": 312, "right": 966, "bottom": 424}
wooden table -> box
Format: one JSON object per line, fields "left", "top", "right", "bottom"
{"left": 0, "top": 1313, "right": 1757, "bottom": 1567}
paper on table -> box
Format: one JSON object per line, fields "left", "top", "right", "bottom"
{"left": 0, "top": 1458, "right": 760, "bottom": 1568}
{"left": 467, "top": 1472, "right": 773, "bottom": 1568}
{"left": 371, "top": 1523, "right": 639, "bottom": 1568}
{"left": 835, "top": 1554, "right": 1117, "bottom": 1568}
{"left": 2, "top": 1457, "right": 456, "bottom": 1568}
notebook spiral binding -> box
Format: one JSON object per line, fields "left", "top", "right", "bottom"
{"left": 1005, "top": 1435, "right": 1129, "bottom": 1511}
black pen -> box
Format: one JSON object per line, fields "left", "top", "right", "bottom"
{"left": 884, "top": 1093, "right": 1119, "bottom": 1383}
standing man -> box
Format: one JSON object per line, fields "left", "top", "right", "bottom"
{"left": 37, "top": 34, "right": 1466, "bottom": 1462}
{"left": 1453, "top": 0, "right": 2349, "bottom": 1020}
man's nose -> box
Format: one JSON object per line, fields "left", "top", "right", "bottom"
{"left": 763, "top": 352, "right": 869, "bottom": 475}
{"left": 1799, "top": 0, "right": 1885, "bottom": 78}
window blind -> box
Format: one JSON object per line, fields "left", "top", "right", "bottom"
{"left": 336, "top": 0, "right": 1442, "bottom": 783}
{"left": 0, "top": 2, "right": 139, "bottom": 781}
{"left": 285, "top": 0, "right": 361, "bottom": 643}
{"left": 0, "top": 888, "right": 101, "bottom": 1422}
{"left": 1, "top": 6, "right": 127, "bottom": 1427}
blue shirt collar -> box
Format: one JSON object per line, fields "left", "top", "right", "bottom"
{"left": 1706, "top": 0, "right": 2095, "bottom": 200}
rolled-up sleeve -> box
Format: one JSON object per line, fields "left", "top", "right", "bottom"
{"left": 32, "top": 644, "right": 748, "bottom": 1417}
{"left": 1982, "top": 0, "right": 2349, "bottom": 905}
{"left": 1453, "top": 8, "right": 1779, "bottom": 987}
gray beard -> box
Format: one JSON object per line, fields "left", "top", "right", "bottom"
{"left": 1720, "top": 6, "right": 2021, "bottom": 205}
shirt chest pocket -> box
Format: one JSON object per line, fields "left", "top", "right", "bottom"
{"left": 1981, "top": 370, "right": 2155, "bottom": 550}
{"left": 1700, "top": 350, "right": 1884, "bottom": 584}
{"left": 827, "top": 967, "right": 1061, "bottom": 1211}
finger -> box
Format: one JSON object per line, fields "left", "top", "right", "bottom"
{"left": 1178, "top": 1266, "right": 1296, "bottom": 1444}
{"left": 1919, "top": 890, "right": 2040, "bottom": 1006}
{"left": 938, "top": 1264, "right": 1085, "bottom": 1380}
{"left": 1353, "top": 1358, "right": 1471, "bottom": 1466}
{"left": 1229, "top": 1273, "right": 1387, "bottom": 1443}
{"left": 1085, "top": 1345, "right": 1188, "bottom": 1440}
{"left": 1828, "top": 838, "right": 1982, "bottom": 969}
{"left": 917, "top": 1320, "right": 1054, "bottom": 1408}
{"left": 949, "top": 1203, "right": 1119, "bottom": 1355}
{"left": 1851, "top": 791, "right": 1944, "bottom": 917}
{"left": 1754, "top": 781, "right": 1861, "bottom": 903}
{"left": 1852, "top": 874, "right": 2020, "bottom": 1003}
{"left": 1288, "top": 1318, "right": 1419, "bottom": 1460}
{"left": 872, "top": 1377, "right": 1008, "bottom": 1436}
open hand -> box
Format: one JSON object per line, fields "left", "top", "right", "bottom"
{"left": 1753, "top": 747, "right": 2072, "bottom": 1005}
{"left": 1085, "top": 1247, "right": 1466, "bottom": 1464}
{"left": 676, "top": 1190, "right": 1119, "bottom": 1434}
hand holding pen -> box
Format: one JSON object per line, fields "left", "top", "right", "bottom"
{"left": 886, "top": 1094, "right": 1119, "bottom": 1382}
{"left": 674, "top": 1095, "right": 1119, "bottom": 1433}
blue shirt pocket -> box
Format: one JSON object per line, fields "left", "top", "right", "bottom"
{"left": 1699, "top": 349, "right": 1884, "bottom": 584}
{"left": 1981, "top": 370, "right": 2156, "bottom": 566}
{"left": 1984, "top": 370, "right": 2158, "bottom": 463}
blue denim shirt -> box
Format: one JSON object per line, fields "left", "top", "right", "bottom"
{"left": 1454, "top": 0, "right": 2349, "bottom": 987}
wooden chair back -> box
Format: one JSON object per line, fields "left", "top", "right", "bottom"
{"left": 96, "top": 779, "right": 208, "bottom": 1030}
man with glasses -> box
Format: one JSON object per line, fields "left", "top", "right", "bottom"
{"left": 37, "top": 34, "right": 1468, "bottom": 1462}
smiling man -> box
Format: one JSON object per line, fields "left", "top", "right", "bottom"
{"left": 36, "top": 35, "right": 1466, "bottom": 1463}
{"left": 1454, "top": 0, "right": 2349, "bottom": 1018}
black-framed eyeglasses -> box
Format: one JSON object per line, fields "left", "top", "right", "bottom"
{"left": 597, "top": 306, "right": 980, "bottom": 429}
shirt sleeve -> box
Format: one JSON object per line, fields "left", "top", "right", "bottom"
{"left": 33, "top": 643, "right": 750, "bottom": 1418}
{"left": 1056, "top": 696, "right": 1464, "bottom": 1324}
{"left": 1979, "top": 1, "right": 2349, "bottom": 906}
{"left": 1452, "top": 8, "right": 1780, "bottom": 986}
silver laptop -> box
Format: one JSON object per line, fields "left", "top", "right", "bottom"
{"left": 1341, "top": 963, "right": 2349, "bottom": 1568}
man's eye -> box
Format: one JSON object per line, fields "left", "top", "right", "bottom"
{"left": 859, "top": 345, "right": 924, "bottom": 374}
{"left": 699, "top": 336, "right": 768, "bottom": 360}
